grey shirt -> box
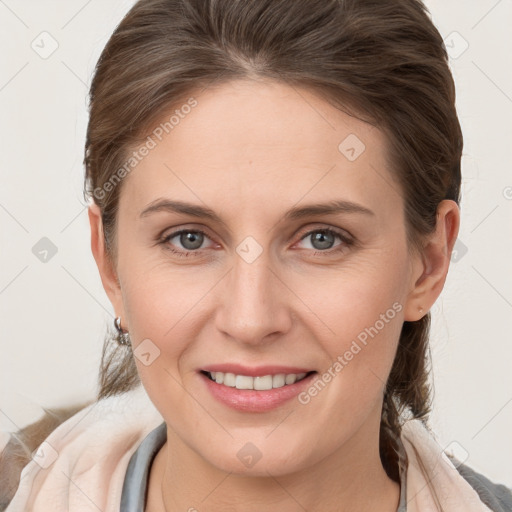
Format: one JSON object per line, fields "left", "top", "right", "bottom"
{"left": 120, "top": 422, "right": 512, "bottom": 512}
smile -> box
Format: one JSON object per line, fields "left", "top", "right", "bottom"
{"left": 199, "top": 369, "right": 318, "bottom": 412}
{"left": 202, "top": 370, "right": 314, "bottom": 390}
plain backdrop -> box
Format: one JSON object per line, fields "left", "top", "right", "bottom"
{"left": 1, "top": 0, "right": 511, "bottom": 486}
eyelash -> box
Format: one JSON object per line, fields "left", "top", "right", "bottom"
{"left": 157, "top": 227, "right": 354, "bottom": 258}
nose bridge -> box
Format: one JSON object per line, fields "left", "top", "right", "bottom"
{"left": 216, "top": 243, "right": 290, "bottom": 344}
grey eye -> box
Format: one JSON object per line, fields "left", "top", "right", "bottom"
{"left": 178, "top": 231, "right": 204, "bottom": 250}
{"left": 309, "top": 231, "right": 336, "bottom": 250}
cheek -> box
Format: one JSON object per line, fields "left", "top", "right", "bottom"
{"left": 119, "top": 263, "right": 218, "bottom": 387}
{"left": 291, "top": 249, "right": 407, "bottom": 345}
{"left": 120, "top": 271, "right": 210, "bottom": 417}
{"left": 122, "top": 269, "right": 209, "bottom": 344}
{"left": 292, "top": 253, "right": 406, "bottom": 407}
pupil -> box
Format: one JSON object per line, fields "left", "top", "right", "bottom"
{"left": 313, "top": 231, "right": 334, "bottom": 250}
{"left": 182, "top": 232, "right": 203, "bottom": 250}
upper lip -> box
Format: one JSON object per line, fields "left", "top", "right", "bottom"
{"left": 200, "top": 364, "right": 315, "bottom": 377}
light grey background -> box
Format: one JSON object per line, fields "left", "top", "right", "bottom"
{"left": 1, "top": 0, "right": 511, "bottom": 486}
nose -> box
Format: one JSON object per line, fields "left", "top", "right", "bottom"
{"left": 214, "top": 248, "right": 292, "bottom": 346}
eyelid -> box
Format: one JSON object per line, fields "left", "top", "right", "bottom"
{"left": 159, "top": 226, "right": 218, "bottom": 248}
{"left": 159, "top": 223, "right": 353, "bottom": 246}
{"left": 295, "top": 223, "right": 353, "bottom": 242}
{"left": 158, "top": 224, "right": 355, "bottom": 261}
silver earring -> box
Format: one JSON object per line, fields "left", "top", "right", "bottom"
{"left": 114, "top": 316, "right": 131, "bottom": 346}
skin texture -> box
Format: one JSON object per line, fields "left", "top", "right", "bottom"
{"left": 89, "top": 79, "right": 459, "bottom": 511}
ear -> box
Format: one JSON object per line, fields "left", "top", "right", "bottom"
{"left": 403, "top": 199, "right": 460, "bottom": 321}
{"left": 88, "top": 202, "right": 126, "bottom": 321}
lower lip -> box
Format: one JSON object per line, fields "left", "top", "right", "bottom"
{"left": 199, "top": 371, "right": 317, "bottom": 412}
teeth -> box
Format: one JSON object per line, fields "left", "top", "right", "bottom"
{"left": 285, "top": 374, "right": 297, "bottom": 385}
{"left": 272, "top": 374, "right": 285, "bottom": 388}
{"left": 207, "top": 371, "right": 308, "bottom": 390}
{"left": 255, "top": 375, "right": 274, "bottom": 390}
{"left": 224, "top": 372, "right": 236, "bottom": 387}
{"left": 236, "top": 375, "right": 253, "bottom": 389}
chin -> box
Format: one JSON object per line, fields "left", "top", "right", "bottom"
{"left": 202, "top": 440, "right": 312, "bottom": 478}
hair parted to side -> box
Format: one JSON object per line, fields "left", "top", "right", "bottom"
{"left": 82, "top": 0, "right": 462, "bottom": 483}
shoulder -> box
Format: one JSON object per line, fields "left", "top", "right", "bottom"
{"left": 448, "top": 455, "right": 512, "bottom": 512}
{"left": 1, "top": 386, "right": 163, "bottom": 512}
{"left": 0, "top": 399, "right": 94, "bottom": 511}
{"left": 399, "top": 418, "right": 511, "bottom": 512}
{"left": 0, "top": 432, "right": 22, "bottom": 511}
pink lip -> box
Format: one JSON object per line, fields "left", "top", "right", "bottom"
{"left": 199, "top": 370, "right": 317, "bottom": 413}
{"left": 199, "top": 364, "right": 314, "bottom": 377}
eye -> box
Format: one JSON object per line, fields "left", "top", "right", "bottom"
{"left": 295, "top": 227, "right": 353, "bottom": 255}
{"left": 159, "top": 228, "right": 215, "bottom": 257}
{"left": 158, "top": 226, "right": 354, "bottom": 258}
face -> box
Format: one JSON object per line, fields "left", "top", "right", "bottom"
{"left": 99, "top": 79, "right": 426, "bottom": 477}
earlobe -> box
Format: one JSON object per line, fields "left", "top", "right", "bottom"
{"left": 88, "top": 202, "right": 124, "bottom": 315}
{"left": 403, "top": 200, "right": 460, "bottom": 321}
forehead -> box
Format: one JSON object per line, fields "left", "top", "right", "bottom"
{"left": 121, "top": 79, "right": 403, "bottom": 223}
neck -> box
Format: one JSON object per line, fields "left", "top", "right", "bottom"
{"left": 146, "top": 419, "right": 401, "bottom": 512}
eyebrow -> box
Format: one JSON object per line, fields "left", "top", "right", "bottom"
{"left": 139, "top": 198, "right": 375, "bottom": 224}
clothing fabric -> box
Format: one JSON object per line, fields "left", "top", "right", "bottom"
{"left": 3, "top": 385, "right": 511, "bottom": 511}
{"left": 120, "top": 421, "right": 167, "bottom": 510}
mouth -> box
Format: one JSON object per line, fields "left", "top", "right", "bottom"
{"left": 200, "top": 370, "right": 317, "bottom": 390}
{"left": 198, "top": 366, "right": 319, "bottom": 412}
{"left": 201, "top": 370, "right": 316, "bottom": 391}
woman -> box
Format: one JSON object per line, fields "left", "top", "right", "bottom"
{"left": 1, "top": 0, "right": 511, "bottom": 510}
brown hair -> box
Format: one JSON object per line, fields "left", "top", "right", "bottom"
{"left": 2, "top": 0, "right": 462, "bottom": 497}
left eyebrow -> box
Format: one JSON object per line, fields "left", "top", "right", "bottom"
{"left": 283, "top": 199, "right": 375, "bottom": 221}
{"left": 139, "top": 198, "right": 375, "bottom": 224}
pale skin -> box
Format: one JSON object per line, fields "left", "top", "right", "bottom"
{"left": 89, "top": 79, "right": 459, "bottom": 511}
